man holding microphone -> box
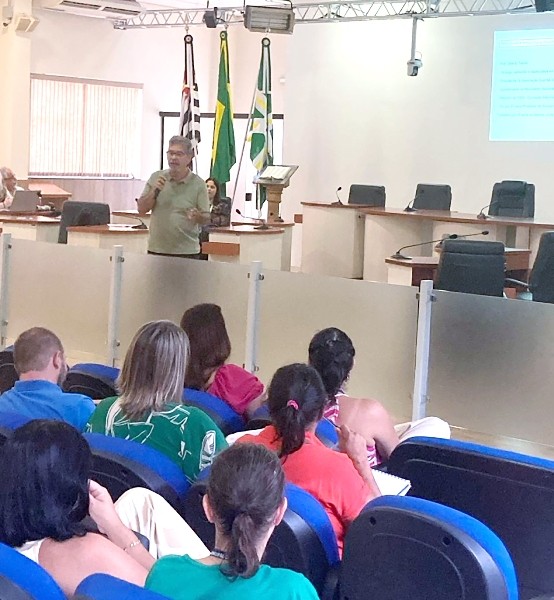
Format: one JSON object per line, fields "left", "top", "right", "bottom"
{"left": 138, "top": 136, "right": 210, "bottom": 258}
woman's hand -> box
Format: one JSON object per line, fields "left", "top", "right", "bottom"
{"left": 88, "top": 480, "right": 127, "bottom": 538}
{"left": 338, "top": 424, "right": 368, "bottom": 464}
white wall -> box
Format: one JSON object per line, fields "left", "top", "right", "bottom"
{"left": 283, "top": 13, "right": 554, "bottom": 225}
{"left": 30, "top": 10, "right": 290, "bottom": 181}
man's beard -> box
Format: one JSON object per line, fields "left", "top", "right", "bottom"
{"left": 57, "top": 361, "right": 68, "bottom": 386}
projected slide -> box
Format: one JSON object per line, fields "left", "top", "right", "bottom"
{"left": 490, "top": 29, "right": 554, "bottom": 141}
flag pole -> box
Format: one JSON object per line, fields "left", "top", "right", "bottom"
{"left": 231, "top": 80, "right": 258, "bottom": 211}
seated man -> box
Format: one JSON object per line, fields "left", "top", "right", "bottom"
{"left": 0, "top": 327, "right": 95, "bottom": 430}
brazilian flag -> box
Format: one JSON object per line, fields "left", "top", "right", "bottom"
{"left": 210, "top": 31, "right": 236, "bottom": 196}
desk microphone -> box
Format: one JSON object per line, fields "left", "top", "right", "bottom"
{"left": 333, "top": 186, "right": 344, "bottom": 206}
{"left": 235, "top": 208, "right": 270, "bottom": 230}
{"left": 403, "top": 195, "right": 418, "bottom": 213}
{"left": 128, "top": 206, "right": 149, "bottom": 229}
{"left": 391, "top": 230, "right": 489, "bottom": 260}
{"left": 476, "top": 199, "right": 501, "bottom": 220}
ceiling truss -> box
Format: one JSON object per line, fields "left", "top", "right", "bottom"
{"left": 113, "top": 0, "right": 535, "bottom": 29}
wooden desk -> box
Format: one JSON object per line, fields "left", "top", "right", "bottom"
{"left": 300, "top": 202, "right": 365, "bottom": 278}
{"left": 67, "top": 224, "right": 149, "bottom": 254}
{"left": 27, "top": 183, "right": 71, "bottom": 210}
{"left": 0, "top": 215, "right": 60, "bottom": 243}
{"left": 203, "top": 225, "right": 285, "bottom": 270}
{"left": 232, "top": 220, "right": 294, "bottom": 271}
{"left": 385, "top": 248, "right": 531, "bottom": 287}
{"left": 362, "top": 207, "right": 554, "bottom": 282}
{"left": 112, "top": 210, "right": 151, "bottom": 228}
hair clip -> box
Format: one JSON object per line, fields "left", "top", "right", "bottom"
{"left": 286, "top": 399, "right": 299, "bottom": 410}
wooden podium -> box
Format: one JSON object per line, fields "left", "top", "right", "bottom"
{"left": 255, "top": 165, "right": 298, "bottom": 223}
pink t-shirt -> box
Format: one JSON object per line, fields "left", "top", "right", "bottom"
{"left": 207, "top": 364, "right": 264, "bottom": 416}
{"left": 238, "top": 425, "right": 371, "bottom": 555}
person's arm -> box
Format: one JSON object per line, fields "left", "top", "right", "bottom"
{"left": 88, "top": 480, "right": 155, "bottom": 571}
{"left": 137, "top": 175, "right": 166, "bottom": 215}
{"left": 187, "top": 184, "right": 211, "bottom": 225}
{"left": 338, "top": 424, "right": 381, "bottom": 499}
{"left": 337, "top": 395, "right": 400, "bottom": 461}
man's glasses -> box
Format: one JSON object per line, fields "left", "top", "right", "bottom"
{"left": 166, "top": 151, "right": 188, "bottom": 158}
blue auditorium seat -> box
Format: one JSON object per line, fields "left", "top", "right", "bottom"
{"left": 76, "top": 574, "right": 169, "bottom": 600}
{"left": 0, "top": 542, "right": 65, "bottom": 600}
{"left": 63, "top": 363, "right": 119, "bottom": 400}
{"left": 183, "top": 388, "right": 245, "bottom": 436}
{"left": 387, "top": 436, "right": 554, "bottom": 599}
{"left": 183, "top": 471, "right": 339, "bottom": 594}
{"left": 84, "top": 432, "right": 190, "bottom": 516}
{"left": 340, "top": 495, "right": 517, "bottom": 600}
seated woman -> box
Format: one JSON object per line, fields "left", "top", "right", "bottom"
{"left": 237, "top": 363, "right": 380, "bottom": 554}
{"left": 0, "top": 420, "right": 208, "bottom": 597}
{"left": 87, "top": 320, "right": 227, "bottom": 482}
{"left": 146, "top": 443, "right": 318, "bottom": 599}
{"left": 181, "top": 304, "right": 266, "bottom": 419}
{"left": 199, "top": 178, "right": 231, "bottom": 259}
{"left": 309, "top": 327, "right": 450, "bottom": 466}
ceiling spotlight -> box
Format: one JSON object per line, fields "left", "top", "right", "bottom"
{"left": 203, "top": 7, "right": 219, "bottom": 28}
{"left": 244, "top": 5, "right": 295, "bottom": 34}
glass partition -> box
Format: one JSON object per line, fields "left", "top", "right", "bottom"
{"left": 118, "top": 254, "right": 250, "bottom": 366}
{"left": 428, "top": 290, "right": 554, "bottom": 445}
{"left": 257, "top": 270, "right": 419, "bottom": 422}
{"left": 7, "top": 239, "right": 112, "bottom": 362}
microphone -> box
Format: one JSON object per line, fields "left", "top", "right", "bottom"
{"left": 476, "top": 199, "right": 501, "bottom": 220}
{"left": 333, "top": 186, "right": 344, "bottom": 206}
{"left": 391, "top": 230, "right": 489, "bottom": 260}
{"left": 154, "top": 188, "right": 161, "bottom": 200}
{"left": 404, "top": 194, "right": 419, "bottom": 213}
{"left": 129, "top": 206, "right": 149, "bottom": 229}
{"left": 235, "top": 208, "right": 269, "bottom": 230}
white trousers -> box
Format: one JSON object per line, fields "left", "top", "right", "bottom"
{"left": 395, "top": 416, "right": 451, "bottom": 442}
{"left": 114, "top": 488, "right": 209, "bottom": 560}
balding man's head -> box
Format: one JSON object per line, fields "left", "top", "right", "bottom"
{"left": 0, "top": 168, "right": 16, "bottom": 194}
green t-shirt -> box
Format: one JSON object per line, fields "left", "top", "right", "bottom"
{"left": 86, "top": 397, "right": 227, "bottom": 482}
{"left": 146, "top": 554, "right": 319, "bottom": 600}
{"left": 142, "top": 169, "right": 210, "bottom": 255}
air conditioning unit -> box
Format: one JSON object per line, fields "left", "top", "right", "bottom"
{"left": 38, "top": 0, "right": 143, "bottom": 19}
{"left": 15, "top": 14, "right": 40, "bottom": 31}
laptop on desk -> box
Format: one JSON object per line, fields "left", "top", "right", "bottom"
{"left": 8, "top": 190, "right": 41, "bottom": 212}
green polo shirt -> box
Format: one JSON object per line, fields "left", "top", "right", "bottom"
{"left": 142, "top": 169, "right": 209, "bottom": 255}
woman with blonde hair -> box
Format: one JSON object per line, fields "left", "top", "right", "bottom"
{"left": 88, "top": 320, "right": 227, "bottom": 482}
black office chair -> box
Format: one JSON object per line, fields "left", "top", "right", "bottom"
{"left": 489, "top": 180, "right": 535, "bottom": 218}
{"left": 0, "top": 350, "right": 18, "bottom": 393}
{"left": 58, "top": 201, "right": 111, "bottom": 244}
{"left": 412, "top": 183, "right": 452, "bottom": 211}
{"left": 348, "top": 184, "right": 386, "bottom": 207}
{"left": 507, "top": 231, "right": 554, "bottom": 304}
{"left": 436, "top": 239, "right": 506, "bottom": 297}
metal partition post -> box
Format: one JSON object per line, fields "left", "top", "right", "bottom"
{"left": 107, "top": 245, "right": 124, "bottom": 366}
{"left": 412, "top": 279, "right": 435, "bottom": 420}
{"left": 0, "top": 234, "right": 12, "bottom": 349}
{"left": 244, "top": 261, "right": 263, "bottom": 373}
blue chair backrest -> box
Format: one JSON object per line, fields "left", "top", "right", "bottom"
{"left": 75, "top": 574, "right": 168, "bottom": 600}
{"left": 183, "top": 472, "right": 339, "bottom": 594}
{"left": 0, "top": 542, "right": 65, "bottom": 600}
{"left": 340, "top": 495, "right": 517, "bottom": 600}
{"left": 183, "top": 388, "right": 244, "bottom": 436}
{"left": 63, "top": 363, "right": 119, "bottom": 400}
{"left": 387, "top": 436, "right": 554, "bottom": 598}
{"left": 84, "top": 433, "right": 190, "bottom": 515}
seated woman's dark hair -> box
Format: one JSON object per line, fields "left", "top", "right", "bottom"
{"left": 207, "top": 443, "right": 285, "bottom": 579}
{"left": 0, "top": 420, "right": 90, "bottom": 547}
{"left": 308, "top": 327, "right": 355, "bottom": 401}
{"left": 180, "top": 303, "right": 232, "bottom": 390}
{"left": 268, "top": 363, "right": 327, "bottom": 458}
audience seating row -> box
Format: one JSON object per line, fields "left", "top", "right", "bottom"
{"left": 0, "top": 415, "right": 523, "bottom": 599}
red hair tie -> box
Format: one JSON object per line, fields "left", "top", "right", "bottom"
{"left": 287, "top": 400, "right": 299, "bottom": 411}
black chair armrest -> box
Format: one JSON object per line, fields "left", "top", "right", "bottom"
{"left": 320, "top": 563, "right": 340, "bottom": 600}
